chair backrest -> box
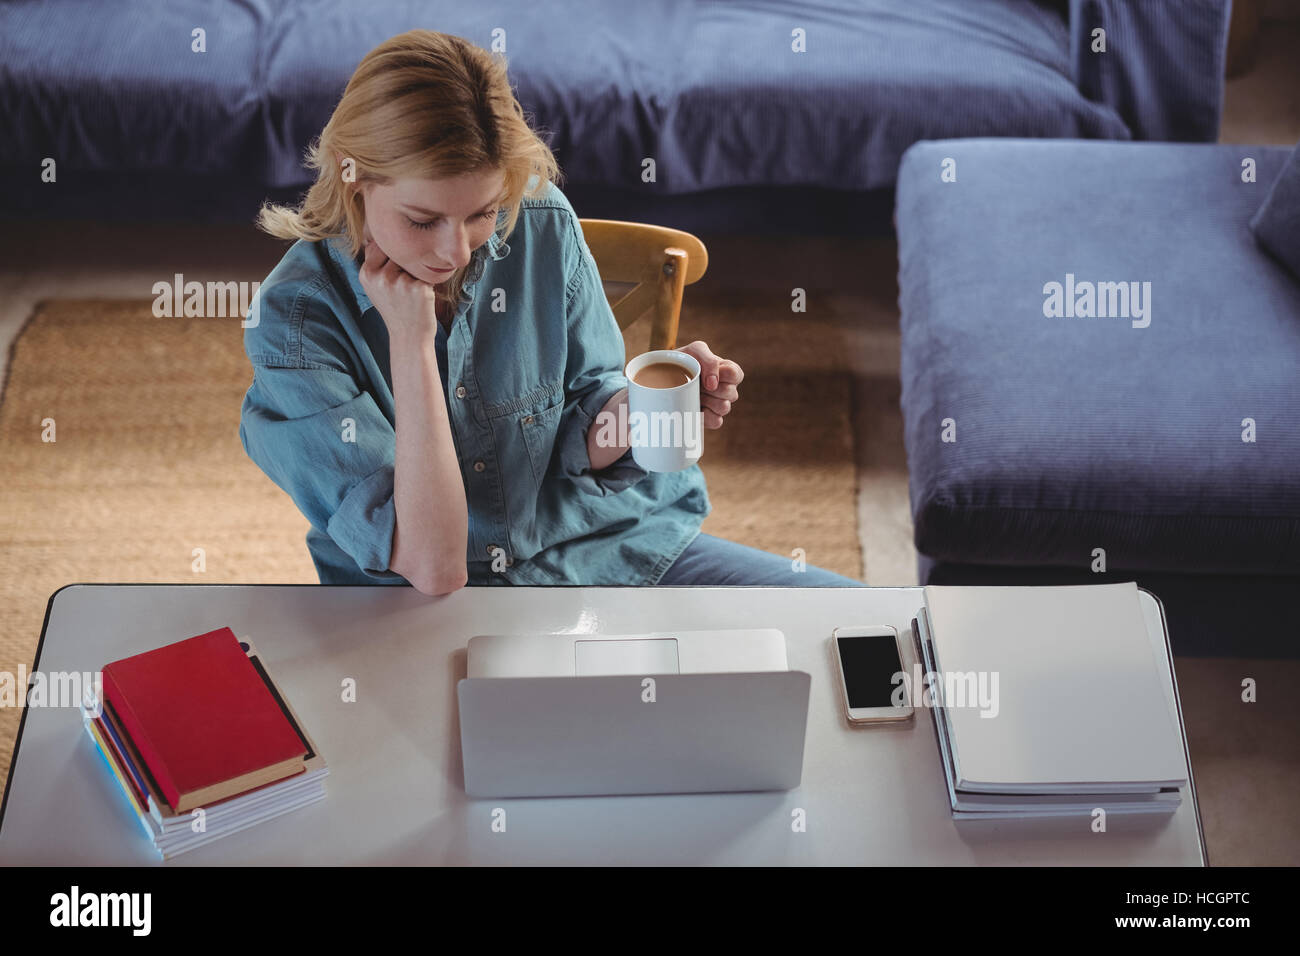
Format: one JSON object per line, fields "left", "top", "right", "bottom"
{"left": 578, "top": 219, "right": 708, "bottom": 351}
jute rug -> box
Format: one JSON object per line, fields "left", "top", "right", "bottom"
{"left": 0, "top": 295, "right": 861, "bottom": 796}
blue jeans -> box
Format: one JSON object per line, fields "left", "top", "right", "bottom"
{"left": 470, "top": 532, "right": 867, "bottom": 587}
{"left": 657, "top": 532, "right": 867, "bottom": 587}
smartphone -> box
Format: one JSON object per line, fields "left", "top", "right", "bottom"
{"left": 831, "top": 625, "right": 914, "bottom": 724}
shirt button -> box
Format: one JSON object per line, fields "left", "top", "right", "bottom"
{"left": 455, "top": 385, "right": 467, "bottom": 398}
{"left": 473, "top": 460, "right": 486, "bottom": 472}
{"left": 486, "top": 543, "right": 498, "bottom": 556}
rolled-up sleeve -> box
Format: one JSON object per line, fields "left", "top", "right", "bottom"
{"left": 554, "top": 224, "right": 651, "bottom": 497}
{"left": 239, "top": 363, "right": 403, "bottom": 580}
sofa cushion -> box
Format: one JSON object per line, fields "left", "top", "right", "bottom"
{"left": 896, "top": 139, "right": 1300, "bottom": 574}
{"left": 0, "top": 0, "right": 1130, "bottom": 196}
{"left": 1067, "top": 0, "right": 1231, "bottom": 141}
{"left": 1250, "top": 141, "right": 1300, "bottom": 283}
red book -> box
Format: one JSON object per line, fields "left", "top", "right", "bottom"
{"left": 101, "top": 626, "right": 307, "bottom": 812}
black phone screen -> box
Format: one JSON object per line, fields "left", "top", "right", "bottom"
{"left": 836, "top": 633, "right": 905, "bottom": 709}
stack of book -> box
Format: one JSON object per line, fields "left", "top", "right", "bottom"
{"left": 81, "top": 626, "right": 328, "bottom": 859}
{"left": 914, "top": 582, "right": 1188, "bottom": 819}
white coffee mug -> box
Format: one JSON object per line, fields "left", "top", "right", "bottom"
{"left": 624, "top": 349, "right": 704, "bottom": 472}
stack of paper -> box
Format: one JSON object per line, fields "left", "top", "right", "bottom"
{"left": 915, "top": 583, "right": 1187, "bottom": 819}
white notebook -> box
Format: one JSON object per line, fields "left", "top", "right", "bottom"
{"left": 916, "top": 610, "right": 1181, "bottom": 817}
{"left": 922, "top": 583, "right": 1187, "bottom": 794}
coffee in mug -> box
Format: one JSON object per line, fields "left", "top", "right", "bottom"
{"left": 623, "top": 349, "right": 703, "bottom": 472}
{"left": 632, "top": 362, "right": 694, "bottom": 389}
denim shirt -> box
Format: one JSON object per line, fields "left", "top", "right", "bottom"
{"left": 239, "top": 181, "right": 710, "bottom": 586}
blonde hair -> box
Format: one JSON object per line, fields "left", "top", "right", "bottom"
{"left": 258, "top": 30, "right": 562, "bottom": 310}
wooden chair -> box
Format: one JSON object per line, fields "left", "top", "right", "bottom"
{"left": 578, "top": 219, "right": 708, "bottom": 351}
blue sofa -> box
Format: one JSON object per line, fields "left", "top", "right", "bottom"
{"left": 1, "top": 0, "right": 1231, "bottom": 232}
{"left": 895, "top": 138, "right": 1300, "bottom": 656}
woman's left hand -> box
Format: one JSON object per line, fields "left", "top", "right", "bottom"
{"left": 675, "top": 340, "right": 743, "bottom": 429}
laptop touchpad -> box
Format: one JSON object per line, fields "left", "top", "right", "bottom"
{"left": 575, "top": 638, "right": 680, "bottom": 676}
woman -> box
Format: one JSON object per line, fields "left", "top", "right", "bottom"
{"left": 240, "top": 30, "right": 863, "bottom": 593}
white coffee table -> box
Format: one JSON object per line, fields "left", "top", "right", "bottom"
{"left": 0, "top": 583, "right": 1205, "bottom": 865}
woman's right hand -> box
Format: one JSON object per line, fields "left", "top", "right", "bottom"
{"left": 358, "top": 239, "right": 439, "bottom": 341}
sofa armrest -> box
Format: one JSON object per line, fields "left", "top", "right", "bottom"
{"left": 1068, "top": 0, "right": 1232, "bottom": 142}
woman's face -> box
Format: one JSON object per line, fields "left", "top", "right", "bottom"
{"left": 360, "top": 168, "right": 506, "bottom": 286}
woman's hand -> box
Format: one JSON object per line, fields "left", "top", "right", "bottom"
{"left": 675, "top": 340, "right": 743, "bottom": 429}
{"left": 358, "top": 239, "right": 439, "bottom": 341}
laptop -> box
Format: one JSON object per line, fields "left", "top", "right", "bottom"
{"left": 458, "top": 629, "right": 811, "bottom": 798}
{"left": 466, "top": 628, "right": 789, "bottom": 678}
